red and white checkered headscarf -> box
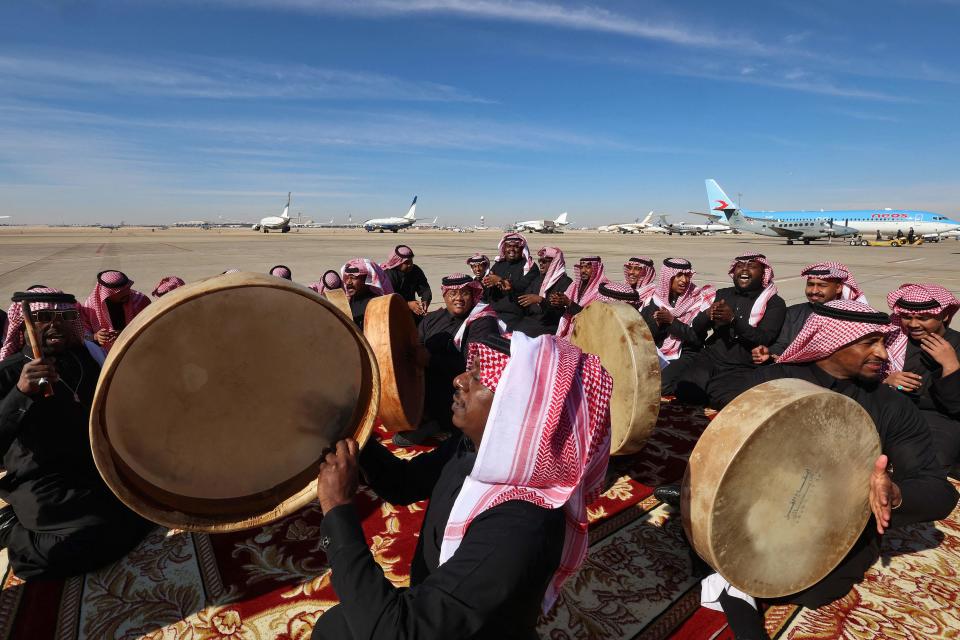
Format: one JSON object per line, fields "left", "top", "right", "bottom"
{"left": 270, "top": 265, "right": 292, "bottom": 280}
{"left": 79, "top": 271, "right": 151, "bottom": 350}
{"left": 777, "top": 300, "right": 894, "bottom": 364}
{"left": 1, "top": 288, "right": 85, "bottom": 360}
{"left": 466, "top": 253, "right": 491, "bottom": 279}
{"left": 728, "top": 254, "right": 778, "bottom": 327}
{"left": 801, "top": 261, "right": 867, "bottom": 303}
{"left": 340, "top": 258, "right": 394, "bottom": 298}
{"left": 380, "top": 245, "right": 415, "bottom": 271}
{"left": 537, "top": 247, "right": 567, "bottom": 298}
{"left": 450, "top": 333, "right": 612, "bottom": 612}
{"left": 308, "top": 270, "right": 343, "bottom": 295}
{"left": 624, "top": 256, "right": 656, "bottom": 288}
{"left": 556, "top": 257, "right": 610, "bottom": 338}
{"left": 597, "top": 282, "right": 643, "bottom": 309}
{"left": 222, "top": 268, "right": 241, "bottom": 275}
{"left": 495, "top": 232, "right": 534, "bottom": 275}
{"left": 884, "top": 283, "right": 960, "bottom": 371}
{"left": 151, "top": 276, "right": 185, "bottom": 298}
{"left": 652, "top": 258, "right": 717, "bottom": 360}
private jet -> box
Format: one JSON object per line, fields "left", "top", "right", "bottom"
{"left": 252, "top": 193, "right": 292, "bottom": 233}
{"left": 657, "top": 214, "right": 732, "bottom": 235}
{"left": 514, "top": 212, "right": 569, "bottom": 233}
{"left": 599, "top": 211, "right": 655, "bottom": 234}
{"left": 363, "top": 196, "right": 418, "bottom": 233}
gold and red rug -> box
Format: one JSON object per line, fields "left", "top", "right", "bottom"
{"left": 1, "top": 402, "right": 958, "bottom": 639}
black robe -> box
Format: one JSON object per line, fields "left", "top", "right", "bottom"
{"left": 349, "top": 290, "right": 378, "bottom": 330}
{"left": 661, "top": 285, "right": 786, "bottom": 406}
{"left": 312, "top": 435, "right": 565, "bottom": 640}
{"left": 106, "top": 299, "right": 127, "bottom": 332}
{"left": 899, "top": 328, "right": 960, "bottom": 471}
{"left": 769, "top": 302, "right": 816, "bottom": 356}
{"left": 483, "top": 260, "right": 540, "bottom": 330}
{"left": 386, "top": 266, "right": 432, "bottom": 308}
{"left": 512, "top": 273, "right": 573, "bottom": 337}
{"left": 417, "top": 309, "right": 500, "bottom": 427}
{"left": 0, "top": 346, "right": 153, "bottom": 579}
{"left": 641, "top": 299, "right": 703, "bottom": 353}
{"left": 736, "top": 362, "right": 958, "bottom": 608}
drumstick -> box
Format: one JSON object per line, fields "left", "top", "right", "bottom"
{"left": 21, "top": 301, "right": 55, "bottom": 398}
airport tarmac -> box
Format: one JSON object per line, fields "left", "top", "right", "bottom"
{"left": 0, "top": 227, "right": 957, "bottom": 307}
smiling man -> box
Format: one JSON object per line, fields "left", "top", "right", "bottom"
{"left": 753, "top": 261, "right": 867, "bottom": 365}
{"left": 661, "top": 254, "right": 786, "bottom": 407}
{"left": 382, "top": 245, "right": 432, "bottom": 320}
{"left": 482, "top": 233, "right": 541, "bottom": 329}
{"left": 0, "top": 289, "right": 153, "bottom": 579}
{"left": 641, "top": 258, "right": 716, "bottom": 362}
{"left": 699, "top": 300, "right": 957, "bottom": 639}
{"left": 884, "top": 283, "right": 960, "bottom": 475}
{"left": 340, "top": 258, "right": 394, "bottom": 329}
{"left": 310, "top": 333, "right": 613, "bottom": 639}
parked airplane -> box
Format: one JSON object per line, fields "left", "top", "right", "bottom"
{"left": 707, "top": 179, "right": 960, "bottom": 241}
{"left": 98, "top": 220, "right": 125, "bottom": 231}
{"left": 414, "top": 216, "right": 440, "bottom": 229}
{"left": 363, "top": 196, "right": 418, "bottom": 233}
{"left": 514, "top": 212, "right": 569, "bottom": 233}
{"left": 599, "top": 211, "right": 655, "bottom": 234}
{"left": 657, "top": 214, "right": 732, "bottom": 235}
{"left": 723, "top": 207, "right": 856, "bottom": 244}
{"left": 252, "top": 193, "right": 292, "bottom": 233}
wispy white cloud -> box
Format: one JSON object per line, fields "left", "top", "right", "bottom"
{"left": 0, "top": 50, "right": 490, "bottom": 102}
{"left": 832, "top": 109, "right": 900, "bottom": 123}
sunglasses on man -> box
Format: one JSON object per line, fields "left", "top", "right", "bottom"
{"left": 30, "top": 310, "right": 79, "bottom": 322}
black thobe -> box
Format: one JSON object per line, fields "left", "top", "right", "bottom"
{"left": 512, "top": 273, "right": 573, "bottom": 337}
{"left": 312, "top": 435, "right": 565, "bottom": 640}
{"left": 661, "top": 285, "right": 786, "bottom": 407}
{"left": 386, "top": 266, "right": 432, "bottom": 308}
{"left": 0, "top": 346, "right": 153, "bottom": 579}
{"left": 484, "top": 260, "right": 540, "bottom": 330}
{"left": 349, "top": 290, "right": 378, "bottom": 330}
{"left": 769, "top": 302, "right": 816, "bottom": 356}
{"left": 640, "top": 300, "right": 703, "bottom": 353}
{"left": 899, "top": 328, "right": 960, "bottom": 471}
{"left": 417, "top": 309, "right": 500, "bottom": 427}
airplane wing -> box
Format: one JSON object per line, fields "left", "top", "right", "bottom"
{"left": 688, "top": 211, "right": 724, "bottom": 223}
{"left": 766, "top": 224, "right": 804, "bottom": 239}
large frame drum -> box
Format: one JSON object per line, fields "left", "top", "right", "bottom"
{"left": 90, "top": 272, "right": 379, "bottom": 533}
{"left": 569, "top": 300, "right": 661, "bottom": 455}
{"left": 682, "top": 378, "right": 881, "bottom": 598}
{"left": 363, "top": 293, "right": 425, "bottom": 432}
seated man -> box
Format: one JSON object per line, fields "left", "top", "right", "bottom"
{"left": 661, "top": 254, "right": 785, "bottom": 407}
{"left": 340, "top": 259, "right": 393, "bottom": 329}
{"left": 554, "top": 256, "right": 608, "bottom": 338}
{"left": 151, "top": 276, "right": 185, "bottom": 298}
{"left": 309, "top": 270, "right": 344, "bottom": 295}
{"left": 270, "top": 265, "right": 293, "bottom": 280}
{"left": 0, "top": 289, "right": 153, "bottom": 579}
{"left": 310, "top": 333, "right": 613, "bottom": 639}
{"left": 466, "top": 253, "right": 490, "bottom": 282}
{"left": 700, "top": 300, "right": 958, "bottom": 639}
{"left": 641, "top": 258, "right": 715, "bottom": 362}
{"left": 753, "top": 261, "right": 866, "bottom": 364}
{"left": 482, "top": 233, "right": 540, "bottom": 329}
{"left": 513, "top": 247, "right": 572, "bottom": 337}
{"left": 399, "top": 274, "right": 503, "bottom": 445}
{"left": 884, "top": 283, "right": 960, "bottom": 475}
{"left": 622, "top": 256, "right": 656, "bottom": 297}
{"left": 382, "top": 245, "right": 432, "bottom": 321}
{"left": 79, "top": 270, "right": 151, "bottom": 352}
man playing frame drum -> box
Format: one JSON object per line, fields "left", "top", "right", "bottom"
{"left": 689, "top": 300, "right": 958, "bottom": 639}
{"left": 310, "top": 333, "right": 613, "bottom": 639}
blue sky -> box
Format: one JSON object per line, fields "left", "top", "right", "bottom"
{"left": 1, "top": 0, "right": 958, "bottom": 225}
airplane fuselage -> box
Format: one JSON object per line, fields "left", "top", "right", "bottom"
{"left": 363, "top": 217, "right": 415, "bottom": 233}
{"left": 738, "top": 209, "right": 959, "bottom": 237}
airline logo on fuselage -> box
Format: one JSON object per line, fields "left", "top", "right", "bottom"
{"left": 872, "top": 213, "right": 910, "bottom": 219}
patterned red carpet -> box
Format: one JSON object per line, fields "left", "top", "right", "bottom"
{"left": 1, "top": 402, "right": 958, "bottom": 639}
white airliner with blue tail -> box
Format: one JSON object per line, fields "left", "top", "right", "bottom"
{"left": 704, "top": 180, "right": 960, "bottom": 243}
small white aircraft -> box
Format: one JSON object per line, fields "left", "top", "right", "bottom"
{"left": 252, "top": 193, "right": 292, "bottom": 233}
{"left": 658, "top": 214, "right": 732, "bottom": 235}
{"left": 598, "top": 211, "right": 656, "bottom": 234}
{"left": 363, "top": 196, "right": 418, "bottom": 233}
{"left": 514, "top": 212, "right": 569, "bottom": 233}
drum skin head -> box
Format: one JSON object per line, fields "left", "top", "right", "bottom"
{"left": 569, "top": 300, "right": 660, "bottom": 455}
{"left": 681, "top": 378, "right": 881, "bottom": 598}
{"left": 323, "top": 288, "right": 352, "bottom": 318}
{"left": 363, "top": 293, "right": 425, "bottom": 432}
{"left": 90, "top": 272, "right": 379, "bottom": 532}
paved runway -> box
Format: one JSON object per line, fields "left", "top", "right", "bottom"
{"left": 0, "top": 227, "right": 957, "bottom": 306}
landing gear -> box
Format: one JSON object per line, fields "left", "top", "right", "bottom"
{"left": 262, "top": 228, "right": 269, "bottom": 233}
{"left": 786, "top": 240, "right": 794, "bottom": 245}
{"left": 803, "top": 239, "right": 811, "bottom": 245}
